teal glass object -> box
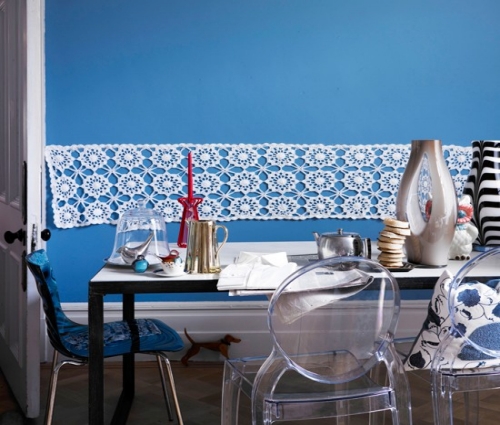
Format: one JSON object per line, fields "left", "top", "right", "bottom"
{"left": 132, "top": 255, "right": 149, "bottom": 273}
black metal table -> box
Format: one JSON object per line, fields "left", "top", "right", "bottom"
{"left": 88, "top": 241, "right": 481, "bottom": 425}
{"left": 88, "top": 265, "right": 218, "bottom": 425}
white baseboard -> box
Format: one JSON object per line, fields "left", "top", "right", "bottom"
{"left": 40, "top": 300, "right": 428, "bottom": 363}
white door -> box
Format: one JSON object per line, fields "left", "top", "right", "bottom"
{"left": 0, "top": 0, "right": 44, "bottom": 418}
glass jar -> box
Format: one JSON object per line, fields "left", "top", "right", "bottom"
{"left": 107, "top": 199, "right": 170, "bottom": 265}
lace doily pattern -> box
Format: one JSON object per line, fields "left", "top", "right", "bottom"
{"left": 45, "top": 143, "right": 471, "bottom": 229}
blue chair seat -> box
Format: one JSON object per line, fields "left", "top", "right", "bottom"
{"left": 60, "top": 317, "right": 184, "bottom": 358}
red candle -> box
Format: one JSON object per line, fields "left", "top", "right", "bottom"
{"left": 187, "top": 151, "right": 193, "bottom": 200}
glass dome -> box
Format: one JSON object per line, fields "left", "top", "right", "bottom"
{"left": 108, "top": 199, "right": 170, "bottom": 266}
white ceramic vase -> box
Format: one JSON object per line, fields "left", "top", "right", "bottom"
{"left": 396, "top": 140, "right": 458, "bottom": 266}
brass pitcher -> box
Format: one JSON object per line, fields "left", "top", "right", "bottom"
{"left": 185, "top": 220, "right": 229, "bottom": 273}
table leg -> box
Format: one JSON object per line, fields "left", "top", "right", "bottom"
{"left": 109, "top": 293, "right": 135, "bottom": 425}
{"left": 123, "top": 293, "right": 135, "bottom": 400}
{"left": 88, "top": 290, "right": 104, "bottom": 425}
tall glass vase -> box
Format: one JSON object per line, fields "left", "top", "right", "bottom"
{"left": 396, "top": 140, "right": 458, "bottom": 266}
{"left": 463, "top": 140, "right": 500, "bottom": 248}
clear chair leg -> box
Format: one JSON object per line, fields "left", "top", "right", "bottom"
{"left": 463, "top": 391, "right": 479, "bottom": 425}
{"left": 44, "top": 351, "right": 85, "bottom": 425}
{"left": 44, "top": 350, "right": 60, "bottom": 425}
{"left": 158, "top": 354, "right": 184, "bottom": 425}
{"left": 432, "top": 381, "right": 453, "bottom": 425}
{"left": 156, "top": 355, "right": 174, "bottom": 421}
{"left": 221, "top": 362, "right": 243, "bottom": 425}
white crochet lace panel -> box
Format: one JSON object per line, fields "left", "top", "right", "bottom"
{"left": 45, "top": 143, "right": 471, "bottom": 229}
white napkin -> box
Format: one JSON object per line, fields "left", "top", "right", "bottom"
{"left": 217, "top": 251, "right": 297, "bottom": 291}
{"left": 275, "top": 269, "right": 374, "bottom": 324}
{"left": 236, "top": 251, "right": 290, "bottom": 266}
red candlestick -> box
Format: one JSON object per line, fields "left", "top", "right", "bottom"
{"left": 177, "top": 197, "right": 202, "bottom": 247}
{"left": 187, "top": 151, "right": 193, "bottom": 199}
{"left": 177, "top": 151, "right": 202, "bottom": 247}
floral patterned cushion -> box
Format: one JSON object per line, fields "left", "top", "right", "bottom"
{"left": 405, "top": 270, "right": 500, "bottom": 371}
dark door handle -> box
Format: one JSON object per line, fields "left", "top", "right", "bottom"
{"left": 4, "top": 229, "right": 26, "bottom": 244}
{"left": 41, "top": 229, "right": 51, "bottom": 241}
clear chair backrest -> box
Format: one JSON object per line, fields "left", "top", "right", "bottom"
{"left": 267, "top": 256, "right": 400, "bottom": 384}
{"left": 447, "top": 247, "right": 500, "bottom": 360}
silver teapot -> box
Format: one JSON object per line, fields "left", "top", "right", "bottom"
{"left": 313, "top": 229, "right": 371, "bottom": 259}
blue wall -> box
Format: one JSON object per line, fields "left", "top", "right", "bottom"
{"left": 45, "top": 0, "right": 500, "bottom": 302}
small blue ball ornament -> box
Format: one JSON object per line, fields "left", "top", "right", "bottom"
{"left": 132, "top": 255, "right": 149, "bottom": 273}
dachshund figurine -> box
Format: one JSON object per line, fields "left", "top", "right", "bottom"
{"left": 181, "top": 328, "right": 241, "bottom": 366}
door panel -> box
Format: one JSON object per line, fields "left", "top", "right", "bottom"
{"left": 0, "top": 0, "right": 43, "bottom": 418}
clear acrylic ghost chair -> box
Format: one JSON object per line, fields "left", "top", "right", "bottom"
{"left": 222, "top": 256, "right": 412, "bottom": 425}
{"left": 26, "top": 249, "right": 185, "bottom": 425}
{"left": 431, "top": 247, "right": 500, "bottom": 425}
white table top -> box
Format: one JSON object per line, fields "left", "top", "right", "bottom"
{"left": 91, "top": 241, "right": 496, "bottom": 290}
{"left": 91, "top": 241, "right": 316, "bottom": 283}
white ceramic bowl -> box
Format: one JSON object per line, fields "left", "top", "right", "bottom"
{"left": 159, "top": 260, "right": 185, "bottom": 276}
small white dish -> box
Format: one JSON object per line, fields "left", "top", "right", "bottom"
{"left": 105, "top": 255, "right": 161, "bottom": 266}
{"left": 153, "top": 269, "right": 186, "bottom": 278}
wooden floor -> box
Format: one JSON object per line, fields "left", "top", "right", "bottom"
{"left": 1, "top": 361, "right": 500, "bottom": 424}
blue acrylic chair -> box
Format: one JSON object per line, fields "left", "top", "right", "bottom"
{"left": 221, "top": 256, "right": 412, "bottom": 425}
{"left": 26, "top": 249, "right": 185, "bottom": 425}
